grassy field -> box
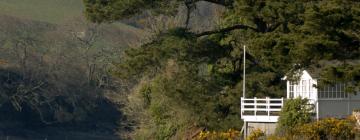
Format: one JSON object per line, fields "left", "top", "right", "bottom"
{"left": 0, "top": 0, "right": 84, "bottom": 24}
{"left": 0, "top": 0, "right": 145, "bottom": 40}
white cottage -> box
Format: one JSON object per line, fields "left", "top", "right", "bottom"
{"left": 241, "top": 70, "right": 360, "bottom": 136}
{"left": 285, "top": 70, "right": 360, "bottom": 119}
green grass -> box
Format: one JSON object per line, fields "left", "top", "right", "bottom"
{"left": 0, "top": 0, "right": 145, "bottom": 37}
{"left": 0, "top": 0, "right": 84, "bottom": 24}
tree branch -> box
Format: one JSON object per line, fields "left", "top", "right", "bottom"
{"left": 196, "top": 24, "right": 257, "bottom": 37}
{"left": 245, "top": 52, "right": 259, "bottom": 65}
{"left": 267, "top": 22, "right": 282, "bottom": 32}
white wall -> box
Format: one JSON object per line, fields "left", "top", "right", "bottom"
{"left": 351, "top": 93, "right": 360, "bottom": 100}
{"left": 247, "top": 122, "right": 277, "bottom": 136}
{"left": 350, "top": 93, "right": 360, "bottom": 113}
{"left": 287, "top": 70, "right": 317, "bottom": 101}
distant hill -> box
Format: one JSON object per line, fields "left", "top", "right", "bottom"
{"left": 0, "top": 0, "right": 145, "bottom": 40}
{"left": 0, "top": 0, "right": 83, "bottom": 24}
{"left": 0, "top": 1, "right": 144, "bottom": 139}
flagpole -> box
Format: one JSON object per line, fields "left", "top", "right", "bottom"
{"left": 242, "top": 45, "right": 246, "bottom": 139}
{"left": 243, "top": 45, "right": 246, "bottom": 98}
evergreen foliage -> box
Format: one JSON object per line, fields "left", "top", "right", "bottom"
{"left": 276, "top": 98, "right": 314, "bottom": 135}
{"left": 84, "top": 0, "right": 360, "bottom": 138}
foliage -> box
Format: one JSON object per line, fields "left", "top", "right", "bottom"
{"left": 85, "top": 0, "right": 360, "bottom": 93}
{"left": 295, "top": 117, "right": 356, "bottom": 140}
{"left": 0, "top": 14, "right": 135, "bottom": 137}
{"left": 129, "top": 80, "right": 196, "bottom": 140}
{"left": 128, "top": 59, "right": 243, "bottom": 138}
{"left": 83, "top": 0, "right": 181, "bottom": 23}
{"left": 247, "top": 129, "right": 265, "bottom": 140}
{"left": 83, "top": 0, "right": 232, "bottom": 23}
{"left": 117, "top": 29, "right": 245, "bottom": 138}
{"left": 269, "top": 117, "right": 357, "bottom": 140}
{"left": 195, "top": 129, "right": 241, "bottom": 140}
{"left": 277, "top": 98, "right": 314, "bottom": 135}
{"left": 286, "top": 117, "right": 356, "bottom": 140}
{"left": 266, "top": 135, "right": 287, "bottom": 140}
{"left": 84, "top": 0, "right": 360, "bottom": 139}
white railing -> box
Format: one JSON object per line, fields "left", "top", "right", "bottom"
{"left": 241, "top": 97, "right": 284, "bottom": 122}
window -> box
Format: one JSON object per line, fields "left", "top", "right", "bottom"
{"left": 301, "top": 80, "right": 307, "bottom": 97}
{"left": 318, "top": 83, "right": 348, "bottom": 99}
{"left": 289, "top": 82, "right": 294, "bottom": 98}
{"left": 308, "top": 79, "right": 312, "bottom": 97}
{"left": 296, "top": 83, "right": 300, "bottom": 97}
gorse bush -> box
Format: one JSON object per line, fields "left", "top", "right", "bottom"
{"left": 247, "top": 129, "right": 265, "bottom": 140}
{"left": 195, "top": 129, "right": 241, "bottom": 140}
{"left": 275, "top": 98, "right": 356, "bottom": 140}
{"left": 272, "top": 95, "right": 359, "bottom": 140}
{"left": 296, "top": 117, "right": 356, "bottom": 140}
{"left": 270, "top": 116, "right": 357, "bottom": 140}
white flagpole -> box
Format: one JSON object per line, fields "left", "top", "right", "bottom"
{"left": 243, "top": 45, "right": 246, "bottom": 98}
{"left": 242, "top": 45, "right": 246, "bottom": 139}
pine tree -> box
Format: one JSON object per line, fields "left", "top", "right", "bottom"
{"left": 83, "top": 0, "right": 360, "bottom": 138}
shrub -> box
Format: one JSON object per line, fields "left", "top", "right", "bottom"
{"left": 247, "top": 129, "right": 265, "bottom": 140}
{"left": 195, "top": 129, "right": 241, "bottom": 140}
{"left": 267, "top": 135, "right": 287, "bottom": 140}
{"left": 295, "top": 117, "right": 356, "bottom": 140}
{"left": 277, "top": 97, "right": 314, "bottom": 135}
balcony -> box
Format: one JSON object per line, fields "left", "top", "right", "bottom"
{"left": 241, "top": 97, "right": 284, "bottom": 122}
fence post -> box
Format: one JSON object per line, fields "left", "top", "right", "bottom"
{"left": 241, "top": 97, "right": 243, "bottom": 117}
{"left": 267, "top": 97, "right": 270, "bottom": 118}
{"left": 254, "top": 97, "right": 257, "bottom": 117}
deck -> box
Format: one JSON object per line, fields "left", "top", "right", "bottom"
{"left": 241, "top": 97, "right": 284, "bottom": 122}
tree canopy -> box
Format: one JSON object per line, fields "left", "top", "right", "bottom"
{"left": 83, "top": 0, "right": 233, "bottom": 23}
{"left": 84, "top": 0, "right": 360, "bottom": 138}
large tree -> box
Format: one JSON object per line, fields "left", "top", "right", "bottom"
{"left": 84, "top": 0, "right": 360, "bottom": 85}
{"left": 83, "top": 0, "right": 360, "bottom": 138}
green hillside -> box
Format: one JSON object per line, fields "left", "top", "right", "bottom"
{"left": 0, "top": 0, "right": 143, "bottom": 34}
{"left": 0, "top": 1, "right": 145, "bottom": 139}
{"left": 0, "top": 0, "right": 84, "bottom": 24}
